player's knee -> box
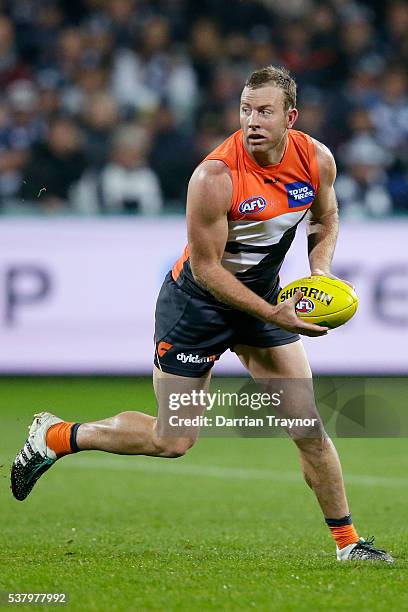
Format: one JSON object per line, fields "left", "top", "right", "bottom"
{"left": 155, "top": 437, "right": 196, "bottom": 458}
{"left": 295, "top": 433, "right": 330, "bottom": 456}
{"left": 291, "top": 414, "right": 327, "bottom": 444}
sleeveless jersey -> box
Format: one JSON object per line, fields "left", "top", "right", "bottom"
{"left": 172, "top": 128, "right": 320, "bottom": 299}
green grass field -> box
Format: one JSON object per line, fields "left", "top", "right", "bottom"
{"left": 1, "top": 377, "right": 407, "bottom": 611}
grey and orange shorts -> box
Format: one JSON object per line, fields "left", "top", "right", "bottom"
{"left": 154, "top": 272, "right": 299, "bottom": 377}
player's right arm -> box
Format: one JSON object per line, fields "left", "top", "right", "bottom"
{"left": 187, "top": 160, "right": 328, "bottom": 337}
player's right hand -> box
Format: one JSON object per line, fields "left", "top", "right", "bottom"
{"left": 269, "top": 291, "right": 329, "bottom": 337}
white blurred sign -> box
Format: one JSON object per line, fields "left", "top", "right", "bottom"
{"left": 0, "top": 217, "right": 406, "bottom": 374}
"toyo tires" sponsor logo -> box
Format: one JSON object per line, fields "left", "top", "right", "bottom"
{"left": 285, "top": 181, "right": 315, "bottom": 208}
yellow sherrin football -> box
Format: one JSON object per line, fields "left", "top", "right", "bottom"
{"left": 278, "top": 276, "right": 359, "bottom": 329}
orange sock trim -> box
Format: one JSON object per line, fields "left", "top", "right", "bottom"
{"left": 329, "top": 524, "right": 360, "bottom": 549}
{"left": 46, "top": 422, "right": 75, "bottom": 458}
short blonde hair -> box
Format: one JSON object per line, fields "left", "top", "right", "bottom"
{"left": 245, "top": 65, "right": 297, "bottom": 111}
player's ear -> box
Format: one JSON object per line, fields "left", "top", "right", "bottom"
{"left": 287, "top": 108, "right": 298, "bottom": 129}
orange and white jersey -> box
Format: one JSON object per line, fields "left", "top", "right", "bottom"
{"left": 172, "top": 128, "right": 320, "bottom": 298}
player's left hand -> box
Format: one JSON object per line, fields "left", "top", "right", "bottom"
{"left": 309, "top": 269, "right": 354, "bottom": 289}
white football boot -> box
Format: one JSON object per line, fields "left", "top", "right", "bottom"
{"left": 337, "top": 537, "right": 394, "bottom": 563}
{"left": 11, "top": 412, "right": 63, "bottom": 501}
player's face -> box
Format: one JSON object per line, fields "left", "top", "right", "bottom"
{"left": 240, "top": 85, "right": 297, "bottom": 155}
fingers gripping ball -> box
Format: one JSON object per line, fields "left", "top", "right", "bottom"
{"left": 278, "top": 276, "right": 359, "bottom": 329}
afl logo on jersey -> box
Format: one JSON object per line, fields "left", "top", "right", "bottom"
{"left": 285, "top": 181, "right": 315, "bottom": 208}
{"left": 238, "top": 196, "right": 267, "bottom": 215}
{"left": 296, "top": 298, "right": 315, "bottom": 314}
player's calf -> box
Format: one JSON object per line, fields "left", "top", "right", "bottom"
{"left": 11, "top": 411, "right": 198, "bottom": 501}
{"left": 152, "top": 435, "right": 197, "bottom": 458}
{"left": 294, "top": 436, "right": 394, "bottom": 563}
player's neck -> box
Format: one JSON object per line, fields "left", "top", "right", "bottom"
{"left": 245, "top": 131, "right": 288, "bottom": 167}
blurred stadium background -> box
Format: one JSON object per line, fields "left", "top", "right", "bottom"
{"left": 0, "top": 0, "right": 406, "bottom": 375}
{"left": 1, "top": 3, "right": 407, "bottom": 609}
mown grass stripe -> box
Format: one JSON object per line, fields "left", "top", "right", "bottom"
{"left": 60, "top": 456, "right": 407, "bottom": 488}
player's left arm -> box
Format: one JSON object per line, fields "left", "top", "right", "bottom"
{"left": 306, "top": 140, "right": 352, "bottom": 287}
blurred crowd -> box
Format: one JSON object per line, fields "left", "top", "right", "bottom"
{"left": 0, "top": 0, "right": 407, "bottom": 218}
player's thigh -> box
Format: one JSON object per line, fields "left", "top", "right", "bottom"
{"left": 234, "top": 342, "right": 324, "bottom": 439}
{"left": 234, "top": 339, "right": 312, "bottom": 379}
{"left": 153, "top": 365, "right": 211, "bottom": 442}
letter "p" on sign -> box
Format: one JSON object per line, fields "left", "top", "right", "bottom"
{"left": 5, "top": 265, "right": 52, "bottom": 325}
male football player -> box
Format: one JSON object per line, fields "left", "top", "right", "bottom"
{"left": 12, "top": 66, "right": 393, "bottom": 562}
